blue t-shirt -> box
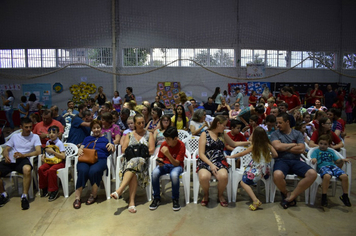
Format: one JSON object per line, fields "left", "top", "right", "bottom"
{"left": 310, "top": 148, "right": 340, "bottom": 171}
{"left": 270, "top": 129, "right": 304, "bottom": 160}
{"left": 82, "top": 136, "right": 110, "bottom": 159}
{"left": 67, "top": 116, "right": 90, "bottom": 145}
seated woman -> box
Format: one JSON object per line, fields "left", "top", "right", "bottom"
{"left": 307, "top": 99, "right": 327, "bottom": 114}
{"left": 73, "top": 120, "right": 115, "bottom": 209}
{"left": 101, "top": 112, "right": 122, "bottom": 145}
{"left": 197, "top": 115, "right": 247, "bottom": 207}
{"left": 309, "top": 117, "right": 344, "bottom": 151}
{"left": 154, "top": 115, "right": 172, "bottom": 154}
{"left": 190, "top": 109, "right": 209, "bottom": 136}
{"left": 216, "top": 98, "right": 231, "bottom": 114}
{"left": 171, "top": 105, "right": 189, "bottom": 131}
{"left": 146, "top": 107, "right": 162, "bottom": 133}
{"left": 248, "top": 91, "right": 257, "bottom": 107}
{"left": 141, "top": 104, "right": 152, "bottom": 127}
{"left": 110, "top": 114, "right": 155, "bottom": 213}
{"left": 229, "top": 102, "right": 241, "bottom": 119}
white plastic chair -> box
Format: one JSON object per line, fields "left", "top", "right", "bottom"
{"left": 111, "top": 144, "right": 121, "bottom": 180}
{"left": 178, "top": 130, "right": 190, "bottom": 142}
{"left": 74, "top": 154, "right": 112, "bottom": 200}
{"left": 307, "top": 147, "right": 352, "bottom": 205}
{"left": 269, "top": 153, "right": 311, "bottom": 204}
{"left": 62, "top": 123, "right": 71, "bottom": 143}
{"left": 227, "top": 146, "right": 272, "bottom": 203}
{"left": 0, "top": 145, "right": 37, "bottom": 199}
{"left": 192, "top": 149, "right": 232, "bottom": 204}
{"left": 115, "top": 152, "right": 153, "bottom": 202}
{"left": 150, "top": 150, "right": 191, "bottom": 204}
{"left": 4, "top": 129, "right": 22, "bottom": 143}
{"left": 184, "top": 135, "right": 200, "bottom": 155}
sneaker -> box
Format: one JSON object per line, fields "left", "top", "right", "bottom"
{"left": 321, "top": 197, "right": 328, "bottom": 207}
{"left": 172, "top": 199, "right": 181, "bottom": 211}
{"left": 48, "top": 191, "right": 59, "bottom": 202}
{"left": 340, "top": 195, "right": 351, "bottom": 207}
{"left": 21, "top": 197, "right": 30, "bottom": 210}
{"left": 40, "top": 188, "right": 48, "bottom": 198}
{"left": 0, "top": 194, "right": 10, "bottom": 207}
{"left": 149, "top": 198, "right": 160, "bottom": 210}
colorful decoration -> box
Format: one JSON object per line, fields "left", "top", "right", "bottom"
{"left": 156, "top": 82, "right": 181, "bottom": 107}
{"left": 53, "top": 83, "right": 63, "bottom": 93}
{"left": 69, "top": 82, "right": 97, "bottom": 103}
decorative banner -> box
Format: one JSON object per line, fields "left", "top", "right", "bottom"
{"left": 246, "top": 63, "right": 265, "bottom": 79}
{"left": 157, "top": 82, "right": 181, "bottom": 107}
{"left": 22, "top": 83, "right": 52, "bottom": 108}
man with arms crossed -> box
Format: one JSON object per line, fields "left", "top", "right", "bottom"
{"left": 270, "top": 113, "right": 317, "bottom": 209}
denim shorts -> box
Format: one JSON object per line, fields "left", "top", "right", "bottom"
{"left": 319, "top": 165, "right": 345, "bottom": 178}
{"left": 273, "top": 159, "right": 312, "bottom": 178}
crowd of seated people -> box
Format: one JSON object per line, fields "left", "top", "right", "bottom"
{"left": 1, "top": 83, "right": 353, "bottom": 212}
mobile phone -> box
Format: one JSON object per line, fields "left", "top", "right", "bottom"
{"left": 156, "top": 159, "right": 164, "bottom": 164}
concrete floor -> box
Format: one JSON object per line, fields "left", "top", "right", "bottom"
{"left": 1, "top": 125, "right": 356, "bottom": 236}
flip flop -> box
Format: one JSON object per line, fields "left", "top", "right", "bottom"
{"left": 128, "top": 206, "right": 137, "bottom": 213}
{"left": 86, "top": 195, "right": 97, "bottom": 205}
{"left": 219, "top": 200, "right": 228, "bottom": 207}
{"left": 201, "top": 200, "right": 209, "bottom": 206}
{"left": 111, "top": 192, "right": 119, "bottom": 200}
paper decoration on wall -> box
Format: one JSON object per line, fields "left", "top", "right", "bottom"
{"left": 69, "top": 82, "right": 97, "bottom": 103}
{"left": 228, "top": 83, "right": 248, "bottom": 97}
{"left": 229, "top": 82, "right": 271, "bottom": 97}
{"left": 22, "top": 83, "right": 52, "bottom": 108}
{"left": 157, "top": 82, "right": 181, "bottom": 107}
{"left": 53, "top": 82, "right": 63, "bottom": 93}
{"left": 246, "top": 63, "right": 265, "bottom": 79}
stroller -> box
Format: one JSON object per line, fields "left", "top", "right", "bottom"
{"left": 0, "top": 119, "right": 7, "bottom": 144}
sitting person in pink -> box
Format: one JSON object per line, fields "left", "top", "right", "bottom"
{"left": 101, "top": 112, "right": 122, "bottom": 145}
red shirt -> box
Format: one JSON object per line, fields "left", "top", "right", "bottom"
{"left": 248, "top": 95, "right": 257, "bottom": 107}
{"left": 337, "top": 118, "right": 345, "bottom": 132}
{"left": 310, "top": 89, "right": 323, "bottom": 104}
{"left": 284, "top": 95, "right": 301, "bottom": 110}
{"left": 312, "top": 120, "right": 319, "bottom": 130}
{"left": 258, "top": 113, "right": 265, "bottom": 125}
{"left": 266, "top": 106, "right": 271, "bottom": 115}
{"left": 227, "top": 131, "right": 247, "bottom": 142}
{"left": 33, "top": 119, "right": 64, "bottom": 147}
{"left": 276, "top": 93, "right": 285, "bottom": 104}
{"left": 158, "top": 140, "right": 186, "bottom": 167}
{"left": 310, "top": 130, "right": 341, "bottom": 145}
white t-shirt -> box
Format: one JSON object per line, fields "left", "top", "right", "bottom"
{"left": 4, "top": 96, "right": 14, "bottom": 111}
{"left": 45, "top": 138, "right": 65, "bottom": 158}
{"left": 5, "top": 132, "right": 41, "bottom": 163}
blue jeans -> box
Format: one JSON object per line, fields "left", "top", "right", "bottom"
{"left": 152, "top": 164, "right": 183, "bottom": 200}
{"left": 5, "top": 109, "right": 14, "bottom": 129}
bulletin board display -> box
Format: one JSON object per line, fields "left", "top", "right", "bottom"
{"left": 22, "top": 83, "right": 52, "bottom": 108}
{"left": 228, "top": 82, "right": 271, "bottom": 97}
{"left": 156, "top": 82, "right": 181, "bottom": 107}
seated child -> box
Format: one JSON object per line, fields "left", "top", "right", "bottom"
{"left": 120, "top": 116, "right": 134, "bottom": 146}
{"left": 242, "top": 115, "right": 258, "bottom": 140}
{"left": 224, "top": 120, "right": 250, "bottom": 156}
{"left": 38, "top": 125, "right": 66, "bottom": 201}
{"left": 310, "top": 134, "right": 351, "bottom": 207}
{"left": 259, "top": 114, "right": 276, "bottom": 139}
{"left": 227, "top": 127, "right": 278, "bottom": 210}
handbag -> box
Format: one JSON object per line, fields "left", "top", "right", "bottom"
{"left": 78, "top": 140, "right": 98, "bottom": 164}
{"left": 124, "top": 143, "right": 150, "bottom": 161}
{"left": 43, "top": 145, "right": 63, "bottom": 165}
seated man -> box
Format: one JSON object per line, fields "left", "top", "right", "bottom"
{"left": 149, "top": 127, "right": 186, "bottom": 211}
{"left": 271, "top": 113, "right": 317, "bottom": 209}
{"left": 203, "top": 97, "right": 217, "bottom": 115}
{"left": 33, "top": 109, "right": 64, "bottom": 148}
{"left": 67, "top": 107, "right": 92, "bottom": 145}
{"left": 0, "top": 118, "right": 41, "bottom": 210}
{"left": 50, "top": 105, "right": 66, "bottom": 126}
{"left": 62, "top": 101, "right": 79, "bottom": 116}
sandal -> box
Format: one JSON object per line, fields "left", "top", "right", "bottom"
{"left": 128, "top": 206, "right": 137, "bottom": 213}
{"left": 111, "top": 192, "right": 119, "bottom": 200}
{"left": 249, "top": 200, "right": 262, "bottom": 211}
{"left": 219, "top": 200, "right": 229, "bottom": 207}
{"left": 73, "top": 199, "right": 81, "bottom": 209}
{"left": 86, "top": 194, "right": 97, "bottom": 205}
